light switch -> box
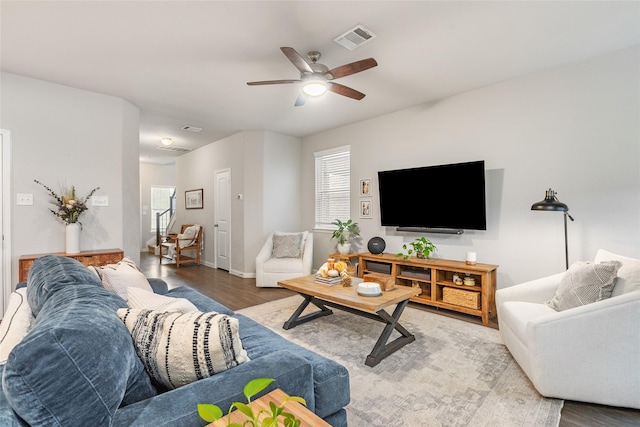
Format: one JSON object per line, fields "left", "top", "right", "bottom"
{"left": 92, "top": 196, "right": 109, "bottom": 207}
{"left": 17, "top": 193, "right": 33, "bottom": 206}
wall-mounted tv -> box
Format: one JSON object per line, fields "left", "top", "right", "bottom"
{"left": 377, "top": 160, "right": 487, "bottom": 234}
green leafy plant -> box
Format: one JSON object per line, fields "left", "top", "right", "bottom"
{"left": 198, "top": 378, "right": 306, "bottom": 427}
{"left": 330, "top": 219, "right": 360, "bottom": 245}
{"left": 396, "top": 237, "right": 437, "bottom": 260}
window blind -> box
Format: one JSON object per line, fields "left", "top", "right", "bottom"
{"left": 315, "top": 146, "right": 351, "bottom": 229}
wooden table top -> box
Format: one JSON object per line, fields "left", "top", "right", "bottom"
{"left": 277, "top": 275, "right": 420, "bottom": 314}
{"left": 209, "top": 388, "right": 330, "bottom": 427}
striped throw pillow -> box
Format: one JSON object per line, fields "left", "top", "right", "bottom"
{"left": 117, "top": 309, "right": 250, "bottom": 389}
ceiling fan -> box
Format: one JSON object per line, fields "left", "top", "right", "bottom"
{"left": 247, "top": 47, "right": 378, "bottom": 106}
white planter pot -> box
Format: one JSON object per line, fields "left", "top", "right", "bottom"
{"left": 337, "top": 243, "right": 351, "bottom": 254}
{"left": 66, "top": 223, "right": 81, "bottom": 254}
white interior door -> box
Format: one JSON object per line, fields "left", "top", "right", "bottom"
{"left": 214, "top": 169, "right": 231, "bottom": 271}
{"left": 1, "top": 130, "right": 12, "bottom": 316}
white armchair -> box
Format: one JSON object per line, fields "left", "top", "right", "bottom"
{"left": 255, "top": 232, "right": 313, "bottom": 288}
{"left": 496, "top": 249, "right": 640, "bottom": 409}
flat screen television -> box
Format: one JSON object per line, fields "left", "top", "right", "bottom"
{"left": 377, "top": 160, "right": 486, "bottom": 233}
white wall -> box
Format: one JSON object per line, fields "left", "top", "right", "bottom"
{"left": 139, "top": 162, "right": 176, "bottom": 249}
{"left": 302, "top": 47, "right": 640, "bottom": 287}
{"left": 263, "top": 131, "right": 302, "bottom": 233}
{"left": 121, "top": 102, "right": 141, "bottom": 262}
{"left": 174, "top": 131, "right": 251, "bottom": 274}
{"left": 175, "top": 130, "right": 302, "bottom": 277}
{"left": 1, "top": 72, "right": 141, "bottom": 285}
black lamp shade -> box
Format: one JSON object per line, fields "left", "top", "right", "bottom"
{"left": 531, "top": 189, "right": 568, "bottom": 212}
{"left": 531, "top": 188, "right": 573, "bottom": 270}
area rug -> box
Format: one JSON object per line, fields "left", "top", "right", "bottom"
{"left": 237, "top": 295, "right": 563, "bottom": 427}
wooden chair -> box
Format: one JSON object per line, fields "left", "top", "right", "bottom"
{"left": 159, "top": 224, "right": 203, "bottom": 268}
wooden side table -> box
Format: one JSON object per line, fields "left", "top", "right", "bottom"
{"left": 18, "top": 249, "right": 124, "bottom": 282}
{"left": 329, "top": 253, "right": 358, "bottom": 262}
{"left": 209, "top": 389, "right": 330, "bottom": 427}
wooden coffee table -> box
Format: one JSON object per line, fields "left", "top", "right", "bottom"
{"left": 277, "top": 275, "right": 420, "bottom": 367}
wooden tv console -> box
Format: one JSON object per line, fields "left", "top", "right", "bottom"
{"left": 357, "top": 253, "right": 498, "bottom": 325}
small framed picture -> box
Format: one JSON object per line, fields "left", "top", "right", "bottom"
{"left": 185, "top": 189, "right": 203, "bottom": 209}
{"left": 360, "top": 178, "right": 371, "bottom": 197}
{"left": 360, "top": 200, "right": 372, "bottom": 218}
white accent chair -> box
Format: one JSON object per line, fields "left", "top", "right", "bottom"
{"left": 496, "top": 249, "right": 640, "bottom": 409}
{"left": 255, "top": 232, "right": 313, "bottom": 288}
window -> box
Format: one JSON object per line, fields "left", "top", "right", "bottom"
{"left": 315, "top": 146, "right": 351, "bottom": 229}
{"left": 150, "top": 186, "right": 175, "bottom": 233}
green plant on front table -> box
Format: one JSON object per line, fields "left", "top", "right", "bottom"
{"left": 198, "top": 378, "right": 306, "bottom": 427}
{"left": 396, "top": 237, "right": 437, "bottom": 260}
{"left": 330, "top": 219, "right": 360, "bottom": 245}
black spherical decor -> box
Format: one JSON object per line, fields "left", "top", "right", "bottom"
{"left": 367, "top": 237, "right": 386, "bottom": 254}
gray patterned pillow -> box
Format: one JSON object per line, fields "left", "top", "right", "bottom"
{"left": 545, "top": 261, "right": 622, "bottom": 311}
{"left": 272, "top": 232, "right": 303, "bottom": 258}
{"left": 117, "top": 309, "right": 250, "bottom": 389}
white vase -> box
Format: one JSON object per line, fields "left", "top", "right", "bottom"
{"left": 66, "top": 223, "right": 81, "bottom": 254}
{"left": 337, "top": 243, "right": 351, "bottom": 254}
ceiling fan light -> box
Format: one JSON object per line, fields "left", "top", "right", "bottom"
{"left": 302, "top": 81, "right": 327, "bottom": 97}
{"left": 161, "top": 137, "right": 173, "bottom": 146}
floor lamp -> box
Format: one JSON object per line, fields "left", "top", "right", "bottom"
{"left": 531, "top": 188, "right": 575, "bottom": 270}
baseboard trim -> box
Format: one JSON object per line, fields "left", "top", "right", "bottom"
{"left": 229, "top": 269, "right": 255, "bottom": 279}
{"left": 198, "top": 261, "right": 255, "bottom": 279}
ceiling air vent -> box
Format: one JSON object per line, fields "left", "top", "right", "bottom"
{"left": 181, "top": 125, "right": 203, "bottom": 132}
{"left": 156, "top": 145, "right": 192, "bottom": 153}
{"left": 334, "top": 25, "right": 376, "bottom": 50}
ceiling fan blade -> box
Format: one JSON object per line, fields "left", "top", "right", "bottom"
{"left": 327, "top": 58, "right": 377, "bottom": 79}
{"left": 281, "top": 47, "right": 313, "bottom": 74}
{"left": 327, "top": 82, "right": 366, "bottom": 100}
{"left": 294, "top": 92, "right": 308, "bottom": 107}
{"left": 247, "top": 79, "right": 300, "bottom": 86}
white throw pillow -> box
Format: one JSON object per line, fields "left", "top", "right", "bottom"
{"left": 0, "top": 288, "right": 34, "bottom": 364}
{"left": 177, "top": 225, "right": 200, "bottom": 247}
{"left": 127, "top": 287, "right": 198, "bottom": 313}
{"left": 89, "top": 257, "right": 153, "bottom": 301}
{"left": 117, "top": 308, "right": 250, "bottom": 389}
{"left": 594, "top": 249, "right": 640, "bottom": 297}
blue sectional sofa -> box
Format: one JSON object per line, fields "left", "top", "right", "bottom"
{"left": 0, "top": 256, "right": 350, "bottom": 426}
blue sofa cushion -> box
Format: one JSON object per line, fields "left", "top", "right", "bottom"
{"left": 26, "top": 254, "right": 104, "bottom": 315}
{"left": 236, "top": 314, "right": 350, "bottom": 419}
{"left": 112, "top": 350, "right": 315, "bottom": 427}
{"left": 2, "top": 256, "right": 157, "bottom": 426}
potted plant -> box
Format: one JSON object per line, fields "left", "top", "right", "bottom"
{"left": 331, "top": 219, "right": 360, "bottom": 254}
{"left": 396, "top": 237, "right": 437, "bottom": 260}
{"left": 198, "top": 378, "right": 305, "bottom": 427}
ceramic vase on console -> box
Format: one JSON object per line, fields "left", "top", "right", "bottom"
{"left": 337, "top": 243, "right": 351, "bottom": 255}
{"left": 66, "top": 223, "right": 81, "bottom": 254}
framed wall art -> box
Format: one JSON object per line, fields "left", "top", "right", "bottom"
{"left": 360, "top": 178, "right": 371, "bottom": 197}
{"left": 360, "top": 200, "right": 372, "bottom": 218}
{"left": 185, "top": 188, "right": 203, "bottom": 209}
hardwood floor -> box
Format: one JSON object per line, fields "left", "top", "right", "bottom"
{"left": 140, "top": 252, "right": 296, "bottom": 311}
{"left": 138, "top": 252, "right": 640, "bottom": 426}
